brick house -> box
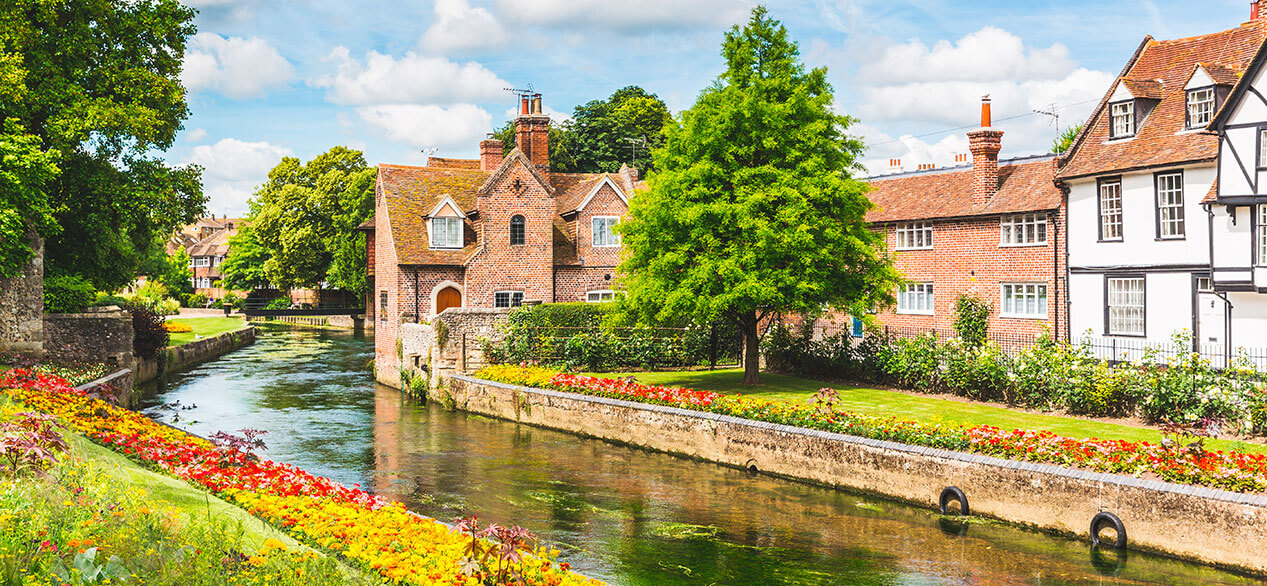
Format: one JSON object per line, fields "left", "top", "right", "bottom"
{"left": 866, "top": 98, "right": 1067, "bottom": 339}
{"left": 369, "top": 94, "right": 642, "bottom": 386}
{"left": 1057, "top": 13, "right": 1267, "bottom": 349}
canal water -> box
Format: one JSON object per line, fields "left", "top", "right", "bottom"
{"left": 139, "top": 326, "right": 1261, "bottom": 585}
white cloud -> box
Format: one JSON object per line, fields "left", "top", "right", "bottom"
{"left": 182, "top": 33, "right": 294, "bottom": 99}
{"left": 357, "top": 104, "right": 492, "bottom": 150}
{"left": 858, "top": 26, "right": 1076, "bottom": 84}
{"left": 494, "top": 0, "right": 748, "bottom": 31}
{"left": 502, "top": 104, "right": 571, "bottom": 123}
{"left": 316, "top": 47, "right": 509, "bottom": 106}
{"left": 184, "top": 128, "right": 209, "bottom": 142}
{"left": 421, "top": 0, "right": 508, "bottom": 53}
{"left": 185, "top": 138, "right": 294, "bottom": 215}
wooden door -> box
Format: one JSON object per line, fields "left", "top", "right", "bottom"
{"left": 436, "top": 287, "right": 462, "bottom": 314}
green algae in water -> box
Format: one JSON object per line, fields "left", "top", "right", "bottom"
{"left": 854, "top": 502, "right": 885, "bottom": 513}
{"left": 651, "top": 523, "right": 721, "bottom": 540}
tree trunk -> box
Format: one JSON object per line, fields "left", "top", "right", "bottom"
{"left": 740, "top": 312, "right": 761, "bottom": 386}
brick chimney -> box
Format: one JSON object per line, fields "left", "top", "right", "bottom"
{"left": 479, "top": 136, "right": 503, "bottom": 171}
{"left": 515, "top": 93, "right": 550, "bottom": 171}
{"left": 1253, "top": 0, "right": 1267, "bottom": 20}
{"left": 967, "top": 95, "right": 1004, "bottom": 206}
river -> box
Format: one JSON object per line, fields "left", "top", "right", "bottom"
{"left": 138, "top": 325, "right": 1261, "bottom": 585}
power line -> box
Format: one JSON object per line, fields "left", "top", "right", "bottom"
{"left": 869, "top": 97, "right": 1100, "bottom": 146}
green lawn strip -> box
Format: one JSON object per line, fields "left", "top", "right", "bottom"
{"left": 600, "top": 368, "right": 1267, "bottom": 456}
{"left": 166, "top": 316, "right": 249, "bottom": 346}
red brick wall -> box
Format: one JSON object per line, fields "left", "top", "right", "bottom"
{"left": 874, "top": 208, "right": 1067, "bottom": 340}
{"left": 466, "top": 161, "right": 556, "bottom": 306}
{"left": 374, "top": 182, "right": 403, "bottom": 385}
{"left": 554, "top": 267, "right": 619, "bottom": 302}
{"left": 574, "top": 182, "right": 626, "bottom": 268}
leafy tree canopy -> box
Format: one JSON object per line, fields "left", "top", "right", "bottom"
{"left": 493, "top": 85, "right": 670, "bottom": 173}
{"left": 1051, "top": 123, "right": 1083, "bottom": 155}
{"left": 618, "top": 6, "right": 900, "bottom": 385}
{"left": 1, "top": 0, "right": 205, "bottom": 290}
{"left": 217, "top": 224, "right": 271, "bottom": 292}
{"left": 246, "top": 147, "right": 375, "bottom": 294}
{"left": 0, "top": 120, "right": 59, "bottom": 278}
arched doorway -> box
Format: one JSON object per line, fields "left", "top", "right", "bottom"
{"left": 436, "top": 286, "right": 462, "bottom": 314}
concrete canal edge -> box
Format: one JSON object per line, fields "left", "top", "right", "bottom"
{"left": 443, "top": 374, "right": 1267, "bottom": 576}
{"left": 135, "top": 326, "right": 256, "bottom": 385}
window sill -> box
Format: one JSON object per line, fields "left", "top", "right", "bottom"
{"left": 999, "top": 242, "right": 1049, "bottom": 248}
{"left": 593, "top": 244, "right": 621, "bottom": 248}
{"left": 1104, "top": 332, "right": 1147, "bottom": 338}
{"left": 1096, "top": 239, "right": 1124, "bottom": 243}
{"left": 1155, "top": 236, "right": 1186, "bottom": 241}
{"left": 1001, "top": 313, "right": 1048, "bottom": 320}
{"left": 429, "top": 246, "right": 463, "bottom": 250}
{"left": 1104, "top": 136, "right": 1136, "bottom": 144}
{"left": 895, "top": 310, "right": 934, "bottom": 316}
{"left": 895, "top": 247, "right": 934, "bottom": 252}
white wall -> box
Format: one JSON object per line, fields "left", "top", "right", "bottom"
{"left": 1211, "top": 205, "right": 1251, "bottom": 275}
{"left": 1068, "top": 271, "right": 1194, "bottom": 345}
{"left": 1066, "top": 164, "right": 1213, "bottom": 268}
{"left": 1229, "top": 291, "right": 1267, "bottom": 348}
{"left": 1067, "top": 273, "right": 1104, "bottom": 337}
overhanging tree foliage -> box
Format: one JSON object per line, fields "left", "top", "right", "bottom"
{"left": 217, "top": 225, "right": 271, "bottom": 292}
{"left": 245, "top": 147, "right": 375, "bottom": 294}
{"left": 618, "top": 6, "right": 900, "bottom": 385}
{"left": 1, "top": 0, "right": 207, "bottom": 290}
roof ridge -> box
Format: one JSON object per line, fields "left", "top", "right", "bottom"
{"left": 868, "top": 154, "right": 1056, "bottom": 181}
{"left": 1151, "top": 20, "right": 1267, "bottom": 46}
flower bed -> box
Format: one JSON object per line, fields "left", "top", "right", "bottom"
{"left": 163, "top": 322, "right": 193, "bottom": 333}
{"left": 475, "top": 365, "right": 1267, "bottom": 493}
{"left": 0, "top": 368, "right": 601, "bottom": 586}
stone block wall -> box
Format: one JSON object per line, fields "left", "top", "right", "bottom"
{"left": 43, "top": 307, "right": 134, "bottom": 370}
{"left": 0, "top": 234, "right": 44, "bottom": 356}
{"left": 381, "top": 307, "right": 510, "bottom": 389}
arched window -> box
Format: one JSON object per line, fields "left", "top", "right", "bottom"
{"left": 510, "top": 215, "right": 525, "bottom": 245}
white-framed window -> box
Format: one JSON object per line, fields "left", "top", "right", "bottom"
{"left": 592, "top": 216, "right": 620, "bottom": 247}
{"left": 195, "top": 277, "right": 212, "bottom": 289}
{"left": 1000, "top": 283, "right": 1048, "bottom": 318}
{"left": 1156, "top": 171, "right": 1184, "bottom": 239}
{"left": 1195, "top": 276, "right": 1213, "bottom": 293}
{"left": 1110, "top": 101, "right": 1135, "bottom": 138}
{"left": 896, "top": 282, "right": 934, "bottom": 314}
{"left": 193, "top": 257, "right": 211, "bottom": 267}
{"left": 1258, "top": 206, "right": 1267, "bottom": 266}
{"left": 586, "top": 290, "right": 616, "bottom": 303}
{"left": 429, "top": 217, "right": 463, "bottom": 249}
{"left": 379, "top": 291, "right": 388, "bottom": 322}
{"left": 1260, "top": 129, "right": 1267, "bottom": 168}
{"left": 1186, "top": 87, "right": 1215, "bottom": 129}
{"left": 895, "top": 222, "right": 933, "bottom": 250}
{"left": 1000, "top": 213, "right": 1048, "bottom": 246}
{"left": 1106, "top": 277, "right": 1145, "bottom": 336}
{"left": 494, "top": 290, "right": 524, "bottom": 308}
{"left": 1099, "top": 179, "right": 1123, "bottom": 241}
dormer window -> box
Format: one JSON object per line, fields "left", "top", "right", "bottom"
{"left": 1186, "top": 87, "right": 1215, "bottom": 128}
{"left": 429, "top": 217, "right": 462, "bottom": 249}
{"left": 1110, "top": 101, "right": 1135, "bottom": 138}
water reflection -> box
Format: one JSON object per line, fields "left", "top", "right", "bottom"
{"left": 141, "top": 326, "right": 1262, "bottom": 585}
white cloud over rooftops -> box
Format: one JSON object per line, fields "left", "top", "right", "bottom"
{"left": 184, "top": 138, "right": 295, "bottom": 216}
{"left": 357, "top": 104, "right": 493, "bottom": 151}
{"left": 493, "top": 0, "right": 750, "bottom": 31}
{"left": 315, "top": 48, "right": 510, "bottom": 106}
{"left": 421, "top": 0, "right": 509, "bottom": 54}
{"left": 858, "top": 26, "right": 1076, "bottom": 84}
{"left": 182, "top": 33, "right": 294, "bottom": 99}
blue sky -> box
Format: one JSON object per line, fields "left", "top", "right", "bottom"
{"left": 174, "top": 0, "right": 1257, "bottom": 216}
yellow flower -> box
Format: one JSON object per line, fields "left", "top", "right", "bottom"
{"left": 262, "top": 538, "right": 287, "bottom": 550}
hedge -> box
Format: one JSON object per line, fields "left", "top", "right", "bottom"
{"left": 43, "top": 274, "right": 96, "bottom": 314}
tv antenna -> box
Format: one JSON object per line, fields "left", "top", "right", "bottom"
{"left": 503, "top": 83, "right": 535, "bottom": 97}
{"left": 622, "top": 136, "right": 647, "bottom": 167}
{"left": 421, "top": 147, "right": 437, "bottom": 162}
{"left": 1033, "top": 103, "right": 1059, "bottom": 131}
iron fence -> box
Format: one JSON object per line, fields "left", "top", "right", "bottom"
{"left": 484, "top": 324, "right": 744, "bottom": 370}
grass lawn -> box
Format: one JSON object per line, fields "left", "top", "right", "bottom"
{"left": 608, "top": 368, "right": 1267, "bottom": 455}
{"left": 166, "top": 316, "right": 249, "bottom": 346}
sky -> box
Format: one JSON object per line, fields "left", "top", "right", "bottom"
{"left": 173, "top": 0, "right": 1260, "bottom": 216}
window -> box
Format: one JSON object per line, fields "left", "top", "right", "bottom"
{"left": 1260, "top": 129, "right": 1267, "bottom": 168}
{"left": 586, "top": 290, "right": 616, "bottom": 303}
{"left": 592, "top": 216, "right": 620, "bottom": 247}
{"left": 1155, "top": 171, "right": 1184, "bottom": 239}
{"left": 195, "top": 277, "right": 212, "bottom": 289}
{"left": 429, "top": 217, "right": 463, "bottom": 249}
{"left": 1186, "top": 88, "right": 1215, "bottom": 128}
{"left": 1000, "top": 213, "right": 1048, "bottom": 246}
{"left": 494, "top": 291, "right": 524, "bottom": 308}
{"left": 850, "top": 317, "right": 864, "bottom": 338}
{"left": 896, "top": 282, "right": 934, "bottom": 314}
{"left": 1106, "top": 277, "right": 1145, "bottom": 336}
{"left": 1001, "top": 283, "right": 1048, "bottom": 318}
{"left": 1099, "top": 179, "right": 1123, "bottom": 241}
{"left": 193, "top": 257, "right": 211, "bottom": 267}
{"left": 510, "top": 215, "right": 525, "bottom": 246}
{"left": 895, "top": 222, "right": 933, "bottom": 250}
{"left": 1258, "top": 206, "right": 1267, "bottom": 266}
{"left": 379, "top": 291, "right": 387, "bottom": 322}
{"left": 1110, "top": 101, "right": 1135, "bottom": 138}
{"left": 1195, "top": 276, "right": 1212, "bottom": 293}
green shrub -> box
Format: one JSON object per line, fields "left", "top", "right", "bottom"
{"left": 941, "top": 341, "right": 1009, "bottom": 401}
{"left": 265, "top": 297, "right": 291, "bottom": 310}
{"left": 93, "top": 292, "right": 129, "bottom": 308}
{"left": 222, "top": 292, "right": 243, "bottom": 310}
{"left": 185, "top": 292, "right": 207, "bottom": 307}
{"left": 43, "top": 275, "right": 96, "bottom": 314}
{"left": 953, "top": 293, "right": 990, "bottom": 347}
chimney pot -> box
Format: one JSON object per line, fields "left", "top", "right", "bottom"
{"left": 980, "top": 95, "right": 992, "bottom": 128}
{"left": 968, "top": 95, "right": 1003, "bottom": 206}
{"left": 515, "top": 93, "right": 550, "bottom": 171}
{"left": 521, "top": 96, "right": 530, "bottom": 115}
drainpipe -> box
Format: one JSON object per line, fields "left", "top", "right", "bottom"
{"left": 1056, "top": 179, "right": 1073, "bottom": 343}
{"left": 1216, "top": 291, "right": 1233, "bottom": 368}
{"left": 414, "top": 270, "right": 420, "bottom": 324}
{"left": 1051, "top": 207, "right": 1060, "bottom": 339}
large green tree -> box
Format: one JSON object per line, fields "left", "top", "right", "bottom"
{"left": 0, "top": 120, "right": 59, "bottom": 278}
{"left": 217, "top": 225, "right": 271, "bottom": 292}
{"left": 618, "top": 7, "right": 899, "bottom": 385}
{"left": 1, "top": 0, "right": 205, "bottom": 290}
{"left": 246, "top": 147, "right": 375, "bottom": 293}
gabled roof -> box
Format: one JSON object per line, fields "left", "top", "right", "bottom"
{"left": 378, "top": 163, "right": 486, "bottom": 265}
{"left": 866, "top": 155, "right": 1061, "bottom": 223}
{"left": 1210, "top": 32, "right": 1267, "bottom": 128}
{"left": 1200, "top": 62, "right": 1241, "bottom": 86}
{"left": 1121, "top": 78, "right": 1163, "bottom": 99}
{"left": 427, "top": 157, "right": 480, "bottom": 170}
{"left": 188, "top": 228, "right": 235, "bottom": 257}
{"left": 1059, "top": 21, "right": 1267, "bottom": 180}
{"left": 477, "top": 148, "right": 554, "bottom": 195}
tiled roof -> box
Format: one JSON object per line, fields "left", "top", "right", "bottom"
{"left": 379, "top": 163, "right": 486, "bottom": 265}
{"left": 1059, "top": 22, "right": 1267, "bottom": 180}
{"left": 1204, "top": 178, "right": 1219, "bottom": 203}
{"left": 188, "top": 228, "right": 234, "bottom": 257}
{"left": 427, "top": 157, "right": 481, "bottom": 170}
{"left": 1121, "top": 78, "right": 1163, "bottom": 99}
{"left": 1201, "top": 62, "right": 1241, "bottom": 85}
{"left": 866, "top": 156, "right": 1061, "bottom": 223}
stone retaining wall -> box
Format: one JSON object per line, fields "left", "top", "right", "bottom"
{"left": 0, "top": 233, "right": 43, "bottom": 356}
{"left": 43, "top": 307, "right": 134, "bottom": 370}
{"left": 443, "top": 375, "right": 1267, "bottom": 575}
{"left": 135, "top": 327, "right": 255, "bottom": 384}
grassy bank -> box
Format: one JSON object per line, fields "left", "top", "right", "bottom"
{"left": 609, "top": 368, "right": 1267, "bottom": 455}
{"left": 166, "top": 316, "right": 249, "bottom": 346}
